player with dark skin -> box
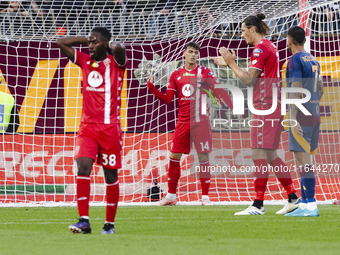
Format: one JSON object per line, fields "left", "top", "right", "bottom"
{"left": 57, "top": 28, "right": 126, "bottom": 234}
{"left": 56, "top": 32, "right": 125, "bottom": 188}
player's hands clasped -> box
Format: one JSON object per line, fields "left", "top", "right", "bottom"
{"left": 219, "top": 47, "right": 236, "bottom": 66}
{"left": 211, "top": 47, "right": 236, "bottom": 67}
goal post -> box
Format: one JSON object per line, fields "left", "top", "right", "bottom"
{"left": 0, "top": 0, "right": 339, "bottom": 206}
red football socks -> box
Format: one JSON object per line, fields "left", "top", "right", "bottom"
{"left": 270, "top": 157, "right": 296, "bottom": 195}
{"left": 199, "top": 161, "right": 211, "bottom": 196}
{"left": 168, "top": 157, "right": 181, "bottom": 194}
{"left": 105, "top": 180, "right": 119, "bottom": 223}
{"left": 253, "top": 159, "right": 269, "bottom": 201}
{"left": 77, "top": 176, "right": 91, "bottom": 218}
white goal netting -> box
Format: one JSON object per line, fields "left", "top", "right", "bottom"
{"left": 0, "top": 0, "right": 339, "bottom": 205}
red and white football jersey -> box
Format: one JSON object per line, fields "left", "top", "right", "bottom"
{"left": 249, "top": 38, "right": 280, "bottom": 109}
{"left": 74, "top": 49, "right": 126, "bottom": 124}
{"left": 168, "top": 65, "right": 217, "bottom": 123}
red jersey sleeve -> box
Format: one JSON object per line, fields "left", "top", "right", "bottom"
{"left": 202, "top": 67, "right": 217, "bottom": 88}
{"left": 214, "top": 88, "right": 233, "bottom": 110}
{"left": 73, "top": 49, "right": 89, "bottom": 68}
{"left": 167, "top": 71, "right": 177, "bottom": 91}
{"left": 249, "top": 44, "right": 268, "bottom": 71}
{"left": 147, "top": 76, "right": 176, "bottom": 105}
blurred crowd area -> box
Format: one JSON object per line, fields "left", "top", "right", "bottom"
{"left": 0, "top": 0, "right": 339, "bottom": 40}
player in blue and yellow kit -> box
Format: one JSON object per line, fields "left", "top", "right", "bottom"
{"left": 285, "top": 26, "right": 324, "bottom": 217}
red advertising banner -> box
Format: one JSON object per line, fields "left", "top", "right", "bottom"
{"left": 1, "top": 132, "right": 339, "bottom": 203}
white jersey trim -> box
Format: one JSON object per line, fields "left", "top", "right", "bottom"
{"left": 195, "top": 66, "right": 202, "bottom": 123}
{"left": 104, "top": 65, "right": 111, "bottom": 124}
{"left": 249, "top": 66, "right": 263, "bottom": 71}
{"left": 73, "top": 49, "right": 77, "bottom": 63}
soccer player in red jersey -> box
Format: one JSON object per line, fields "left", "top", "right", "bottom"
{"left": 213, "top": 14, "right": 300, "bottom": 215}
{"left": 147, "top": 42, "right": 232, "bottom": 206}
{"left": 56, "top": 27, "right": 126, "bottom": 233}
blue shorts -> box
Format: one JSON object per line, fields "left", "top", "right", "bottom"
{"left": 289, "top": 124, "right": 320, "bottom": 155}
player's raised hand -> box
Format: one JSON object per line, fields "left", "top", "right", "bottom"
{"left": 219, "top": 47, "right": 236, "bottom": 66}
{"left": 211, "top": 56, "right": 227, "bottom": 66}
{"left": 147, "top": 73, "right": 154, "bottom": 84}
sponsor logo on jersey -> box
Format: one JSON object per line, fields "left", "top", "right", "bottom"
{"left": 252, "top": 60, "right": 258, "bottom": 65}
{"left": 88, "top": 70, "right": 103, "bottom": 88}
{"left": 181, "top": 97, "right": 195, "bottom": 101}
{"left": 182, "top": 84, "right": 194, "bottom": 97}
{"left": 253, "top": 48, "right": 263, "bottom": 53}
{"left": 86, "top": 87, "right": 104, "bottom": 92}
{"left": 253, "top": 53, "right": 260, "bottom": 57}
{"left": 183, "top": 72, "right": 195, "bottom": 77}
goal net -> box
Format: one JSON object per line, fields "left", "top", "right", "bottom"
{"left": 0, "top": 0, "right": 339, "bottom": 206}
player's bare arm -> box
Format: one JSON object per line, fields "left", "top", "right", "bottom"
{"left": 56, "top": 36, "right": 88, "bottom": 63}
{"left": 289, "top": 81, "right": 304, "bottom": 136}
{"left": 212, "top": 47, "right": 261, "bottom": 86}
{"left": 109, "top": 40, "right": 126, "bottom": 66}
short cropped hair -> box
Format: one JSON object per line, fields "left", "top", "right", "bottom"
{"left": 288, "top": 26, "right": 306, "bottom": 45}
{"left": 184, "top": 42, "right": 200, "bottom": 51}
{"left": 91, "top": 27, "right": 111, "bottom": 42}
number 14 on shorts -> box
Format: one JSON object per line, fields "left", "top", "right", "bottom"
{"left": 200, "top": 142, "right": 210, "bottom": 151}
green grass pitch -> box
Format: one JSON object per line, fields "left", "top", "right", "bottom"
{"left": 0, "top": 205, "right": 339, "bottom": 255}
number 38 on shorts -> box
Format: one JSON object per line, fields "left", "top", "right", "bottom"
{"left": 101, "top": 153, "right": 117, "bottom": 167}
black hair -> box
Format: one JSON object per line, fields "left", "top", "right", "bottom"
{"left": 184, "top": 42, "right": 200, "bottom": 51}
{"left": 287, "top": 26, "right": 306, "bottom": 45}
{"left": 242, "top": 13, "right": 270, "bottom": 35}
{"left": 91, "top": 27, "right": 111, "bottom": 42}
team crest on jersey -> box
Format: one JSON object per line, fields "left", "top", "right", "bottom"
{"left": 103, "top": 58, "right": 111, "bottom": 67}
{"left": 75, "top": 146, "right": 80, "bottom": 156}
{"left": 182, "top": 84, "right": 194, "bottom": 97}
{"left": 88, "top": 70, "right": 103, "bottom": 87}
{"left": 208, "top": 71, "right": 216, "bottom": 78}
